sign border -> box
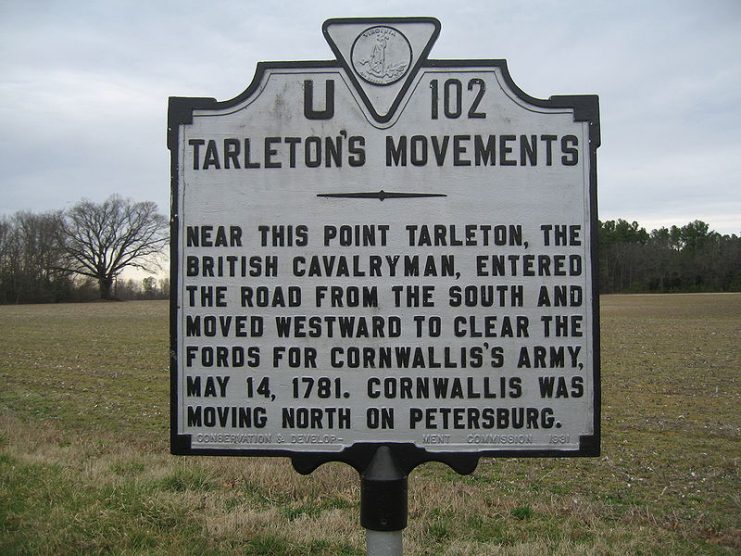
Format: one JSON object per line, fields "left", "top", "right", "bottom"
{"left": 168, "top": 44, "right": 601, "bottom": 474}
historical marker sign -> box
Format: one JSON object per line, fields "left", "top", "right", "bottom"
{"left": 168, "top": 17, "right": 600, "bottom": 467}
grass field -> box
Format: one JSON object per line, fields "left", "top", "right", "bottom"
{"left": 1, "top": 294, "right": 739, "bottom": 554}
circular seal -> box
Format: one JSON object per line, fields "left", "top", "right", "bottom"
{"left": 350, "top": 26, "right": 412, "bottom": 86}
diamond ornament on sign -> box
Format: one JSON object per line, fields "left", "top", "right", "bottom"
{"left": 323, "top": 17, "right": 440, "bottom": 123}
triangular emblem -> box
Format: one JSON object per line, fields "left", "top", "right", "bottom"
{"left": 323, "top": 17, "right": 440, "bottom": 123}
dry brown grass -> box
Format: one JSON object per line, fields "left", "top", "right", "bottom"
{"left": 1, "top": 295, "right": 739, "bottom": 554}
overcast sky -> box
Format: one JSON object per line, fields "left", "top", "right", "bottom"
{"left": 2, "top": 0, "right": 740, "bottom": 237}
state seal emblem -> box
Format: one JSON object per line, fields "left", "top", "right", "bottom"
{"left": 350, "top": 26, "right": 412, "bottom": 86}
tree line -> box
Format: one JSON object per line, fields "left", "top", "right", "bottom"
{"left": 0, "top": 196, "right": 167, "bottom": 304}
{"left": 1, "top": 197, "right": 739, "bottom": 304}
{"left": 598, "top": 219, "right": 741, "bottom": 293}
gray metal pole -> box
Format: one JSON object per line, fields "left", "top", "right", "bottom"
{"left": 367, "top": 529, "right": 402, "bottom": 556}
{"left": 361, "top": 446, "right": 408, "bottom": 556}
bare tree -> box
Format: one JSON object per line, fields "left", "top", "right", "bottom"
{"left": 0, "top": 211, "right": 71, "bottom": 303}
{"left": 60, "top": 196, "right": 168, "bottom": 299}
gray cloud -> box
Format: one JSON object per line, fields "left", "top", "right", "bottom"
{"left": 1, "top": 0, "right": 739, "bottom": 234}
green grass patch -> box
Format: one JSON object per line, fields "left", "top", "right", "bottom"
{"left": 158, "top": 464, "right": 217, "bottom": 493}
{"left": 511, "top": 505, "right": 534, "bottom": 520}
{"left": 280, "top": 495, "right": 353, "bottom": 520}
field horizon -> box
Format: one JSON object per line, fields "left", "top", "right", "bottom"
{"left": 1, "top": 294, "right": 739, "bottom": 554}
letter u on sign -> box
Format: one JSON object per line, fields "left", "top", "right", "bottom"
{"left": 304, "top": 80, "right": 335, "bottom": 120}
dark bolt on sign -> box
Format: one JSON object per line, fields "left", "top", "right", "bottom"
{"left": 168, "top": 18, "right": 601, "bottom": 466}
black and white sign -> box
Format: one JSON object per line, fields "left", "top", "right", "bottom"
{"left": 168, "top": 17, "right": 601, "bottom": 463}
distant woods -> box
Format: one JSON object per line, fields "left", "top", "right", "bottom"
{"left": 0, "top": 200, "right": 739, "bottom": 304}
{"left": 598, "top": 219, "right": 741, "bottom": 293}
{"left": 0, "top": 196, "right": 168, "bottom": 304}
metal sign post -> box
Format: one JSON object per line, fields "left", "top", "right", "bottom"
{"left": 168, "top": 17, "right": 600, "bottom": 554}
{"left": 361, "top": 447, "right": 406, "bottom": 555}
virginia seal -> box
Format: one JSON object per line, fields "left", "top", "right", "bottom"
{"left": 351, "top": 26, "right": 412, "bottom": 86}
